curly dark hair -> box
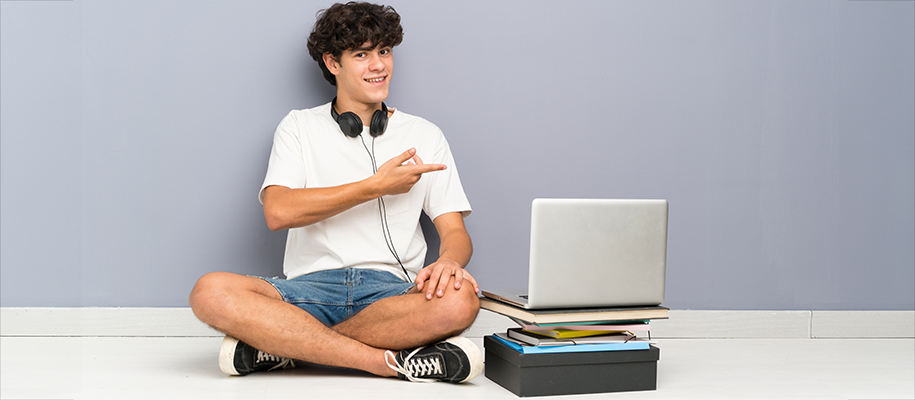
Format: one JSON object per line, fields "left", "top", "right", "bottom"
{"left": 307, "top": 2, "right": 404, "bottom": 86}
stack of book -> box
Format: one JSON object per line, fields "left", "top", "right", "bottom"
{"left": 494, "top": 321, "right": 653, "bottom": 354}
{"left": 480, "top": 297, "right": 668, "bottom": 396}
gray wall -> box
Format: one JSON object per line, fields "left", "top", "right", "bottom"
{"left": 1, "top": 0, "right": 912, "bottom": 310}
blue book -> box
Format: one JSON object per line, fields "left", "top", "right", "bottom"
{"left": 493, "top": 332, "right": 650, "bottom": 354}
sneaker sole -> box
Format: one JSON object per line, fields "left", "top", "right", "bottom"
{"left": 218, "top": 335, "right": 241, "bottom": 376}
{"left": 443, "top": 336, "right": 483, "bottom": 383}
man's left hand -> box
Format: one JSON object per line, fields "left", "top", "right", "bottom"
{"left": 414, "top": 259, "right": 479, "bottom": 300}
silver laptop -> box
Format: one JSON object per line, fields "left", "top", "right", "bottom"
{"left": 482, "top": 198, "right": 668, "bottom": 309}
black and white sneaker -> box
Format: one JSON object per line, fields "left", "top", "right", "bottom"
{"left": 218, "top": 335, "right": 296, "bottom": 376}
{"left": 385, "top": 336, "right": 483, "bottom": 383}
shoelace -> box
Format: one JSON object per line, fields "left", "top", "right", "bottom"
{"left": 256, "top": 350, "right": 296, "bottom": 371}
{"left": 385, "top": 348, "right": 440, "bottom": 383}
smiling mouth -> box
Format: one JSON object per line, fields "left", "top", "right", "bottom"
{"left": 365, "top": 76, "right": 386, "bottom": 83}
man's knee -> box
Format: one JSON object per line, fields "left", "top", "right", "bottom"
{"left": 189, "top": 272, "right": 228, "bottom": 317}
{"left": 189, "top": 271, "right": 257, "bottom": 324}
{"left": 434, "top": 279, "right": 480, "bottom": 334}
{"left": 190, "top": 271, "right": 228, "bottom": 302}
{"left": 190, "top": 272, "right": 279, "bottom": 313}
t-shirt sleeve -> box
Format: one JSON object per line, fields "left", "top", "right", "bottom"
{"left": 423, "top": 131, "right": 472, "bottom": 220}
{"left": 259, "top": 111, "right": 308, "bottom": 204}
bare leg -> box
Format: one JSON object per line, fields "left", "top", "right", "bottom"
{"left": 332, "top": 276, "right": 480, "bottom": 350}
{"left": 189, "top": 271, "right": 479, "bottom": 377}
{"left": 190, "top": 272, "right": 393, "bottom": 376}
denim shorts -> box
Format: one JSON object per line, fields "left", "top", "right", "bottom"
{"left": 257, "top": 268, "right": 415, "bottom": 327}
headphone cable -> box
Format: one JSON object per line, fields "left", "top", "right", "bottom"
{"left": 360, "top": 135, "right": 412, "bottom": 282}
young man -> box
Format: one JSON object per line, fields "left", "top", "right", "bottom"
{"left": 189, "top": 3, "right": 483, "bottom": 383}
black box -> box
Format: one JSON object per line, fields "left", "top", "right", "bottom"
{"left": 483, "top": 335, "right": 660, "bottom": 397}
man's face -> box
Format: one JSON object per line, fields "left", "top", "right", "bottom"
{"left": 324, "top": 43, "right": 393, "bottom": 107}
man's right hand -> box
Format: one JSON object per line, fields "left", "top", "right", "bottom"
{"left": 370, "top": 148, "right": 446, "bottom": 196}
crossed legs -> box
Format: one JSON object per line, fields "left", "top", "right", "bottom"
{"left": 188, "top": 271, "right": 480, "bottom": 377}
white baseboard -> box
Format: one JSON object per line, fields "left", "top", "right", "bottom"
{"left": 811, "top": 310, "right": 915, "bottom": 338}
{"left": 0, "top": 308, "right": 220, "bottom": 337}
{"left": 2, "top": 307, "right": 912, "bottom": 338}
{"left": 649, "top": 310, "right": 812, "bottom": 338}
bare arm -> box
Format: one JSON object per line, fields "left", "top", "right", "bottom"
{"left": 414, "top": 211, "right": 478, "bottom": 299}
{"left": 263, "top": 183, "right": 375, "bottom": 231}
{"left": 263, "top": 148, "right": 445, "bottom": 231}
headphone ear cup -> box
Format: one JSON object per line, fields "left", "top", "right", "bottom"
{"left": 338, "top": 112, "right": 363, "bottom": 138}
{"left": 369, "top": 108, "right": 388, "bottom": 137}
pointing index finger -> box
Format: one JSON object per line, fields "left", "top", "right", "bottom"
{"left": 407, "top": 163, "right": 447, "bottom": 174}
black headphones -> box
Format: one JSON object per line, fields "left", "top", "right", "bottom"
{"left": 330, "top": 97, "right": 389, "bottom": 138}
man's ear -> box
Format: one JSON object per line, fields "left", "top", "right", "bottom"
{"left": 322, "top": 53, "right": 340, "bottom": 75}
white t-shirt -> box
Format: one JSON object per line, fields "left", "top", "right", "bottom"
{"left": 259, "top": 102, "right": 472, "bottom": 280}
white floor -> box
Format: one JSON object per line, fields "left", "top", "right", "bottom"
{"left": 1, "top": 336, "right": 913, "bottom": 400}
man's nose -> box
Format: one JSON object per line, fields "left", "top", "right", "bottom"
{"left": 368, "top": 54, "right": 384, "bottom": 70}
